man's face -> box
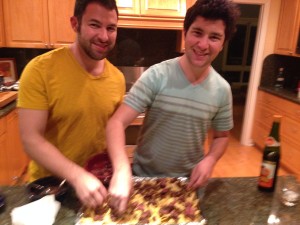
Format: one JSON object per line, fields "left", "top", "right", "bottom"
{"left": 184, "top": 16, "right": 225, "bottom": 69}
{"left": 73, "top": 3, "right": 118, "bottom": 60}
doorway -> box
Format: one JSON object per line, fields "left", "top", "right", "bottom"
{"left": 213, "top": 0, "right": 273, "bottom": 146}
{"left": 212, "top": 4, "right": 260, "bottom": 142}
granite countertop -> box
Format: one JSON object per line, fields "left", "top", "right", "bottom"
{"left": 259, "top": 86, "right": 300, "bottom": 105}
{"left": 0, "top": 176, "right": 299, "bottom": 225}
{"left": 0, "top": 101, "right": 16, "bottom": 118}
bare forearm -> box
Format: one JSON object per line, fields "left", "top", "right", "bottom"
{"left": 206, "top": 134, "right": 229, "bottom": 165}
{"left": 22, "top": 135, "right": 84, "bottom": 183}
{"left": 188, "top": 132, "right": 230, "bottom": 189}
{"left": 106, "top": 104, "right": 139, "bottom": 173}
{"left": 106, "top": 119, "right": 131, "bottom": 173}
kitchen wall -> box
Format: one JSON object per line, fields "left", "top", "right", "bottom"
{"left": 108, "top": 28, "right": 182, "bottom": 67}
{"left": 260, "top": 54, "right": 300, "bottom": 92}
{"left": 0, "top": 28, "right": 182, "bottom": 80}
{"left": 0, "top": 48, "right": 50, "bottom": 80}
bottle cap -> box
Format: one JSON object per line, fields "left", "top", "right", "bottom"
{"left": 273, "top": 115, "right": 282, "bottom": 122}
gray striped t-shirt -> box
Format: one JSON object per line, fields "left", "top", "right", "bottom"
{"left": 124, "top": 57, "right": 233, "bottom": 177}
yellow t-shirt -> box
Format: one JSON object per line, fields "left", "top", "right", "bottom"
{"left": 17, "top": 47, "right": 125, "bottom": 181}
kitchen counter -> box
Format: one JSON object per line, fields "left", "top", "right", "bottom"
{"left": 0, "top": 100, "right": 16, "bottom": 118}
{"left": 259, "top": 86, "right": 300, "bottom": 105}
{"left": 0, "top": 176, "right": 299, "bottom": 225}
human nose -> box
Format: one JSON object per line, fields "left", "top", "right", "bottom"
{"left": 97, "top": 28, "right": 109, "bottom": 42}
{"left": 197, "top": 36, "right": 209, "bottom": 49}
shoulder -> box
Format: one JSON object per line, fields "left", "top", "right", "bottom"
{"left": 143, "top": 57, "right": 180, "bottom": 80}
{"left": 26, "top": 47, "right": 70, "bottom": 68}
{"left": 209, "top": 67, "right": 231, "bottom": 90}
{"left": 150, "top": 57, "right": 180, "bottom": 71}
{"left": 105, "top": 59, "right": 125, "bottom": 78}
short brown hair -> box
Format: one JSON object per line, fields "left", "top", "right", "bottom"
{"left": 184, "top": 0, "right": 240, "bottom": 41}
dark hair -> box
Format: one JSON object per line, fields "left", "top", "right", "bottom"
{"left": 74, "top": 0, "right": 119, "bottom": 22}
{"left": 184, "top": 0, "right": 240, "bottom": 41}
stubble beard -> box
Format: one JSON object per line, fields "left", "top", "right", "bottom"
{"left": 77, "top": 32, "right": 114, "bottom": 61}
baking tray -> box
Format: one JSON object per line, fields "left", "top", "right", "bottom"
{"left": 75, "top": 177, "right": 207, "bottom": 225}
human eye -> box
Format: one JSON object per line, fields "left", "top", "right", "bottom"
{"left": 88, "top": 19, "right": 101, "bottom": 29}
{"left": 89, "top": 22, "right": 100, "bottom": 29}
{"left": 192, "top": 29, "right": 202, "bottom": 37}
{"left": 107, "top": 25, "right": 117, "bottom": 33}
{"left": 210, "top": 33, "right": 222, "bottom": 41}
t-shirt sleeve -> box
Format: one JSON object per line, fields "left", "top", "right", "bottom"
{"left": 17, "top": 58, "right": 49, "bottom": 110}
{"left": 211, "top": 84, "right": 234, "bottom": 131}
{"left": 124, "top": 66, "right": 160, "bottom": 113}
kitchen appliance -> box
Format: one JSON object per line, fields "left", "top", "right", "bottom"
{"left": 117, "top": 66, "right": 148, "bottom": 92}
{"left": 117, "top": 66, "right": 147, "bottom": 146}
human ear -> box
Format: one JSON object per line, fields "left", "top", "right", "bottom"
{"left": 70, "top": 16, "right": 79, "bottom": 32}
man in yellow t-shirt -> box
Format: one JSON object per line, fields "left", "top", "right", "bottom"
{"left": 17, "top": 0, "right": 124, "bottom": 208}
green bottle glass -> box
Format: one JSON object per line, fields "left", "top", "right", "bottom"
{"left": 258, "top": 115, "right": 282, "bottom": 192}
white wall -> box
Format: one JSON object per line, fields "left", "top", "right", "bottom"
{"left": 234, "top": 0, "right": 281, "bottom": 145}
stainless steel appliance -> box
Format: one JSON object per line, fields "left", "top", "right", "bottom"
{"left": 117, "top": 66, "right": 148, "bottom": 92}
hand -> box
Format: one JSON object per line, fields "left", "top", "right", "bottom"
{"left": 108, "top": 169, "right": 132, "bottom": 215}
{"left": 188, "top": 157, "right": 215, "bottom": 190}
{"left": 71, "top": 170, "right": 108, "bottom": 207}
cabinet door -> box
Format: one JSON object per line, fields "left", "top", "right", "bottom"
{"left": 0, "top": 133, "right": 9, "bottom": 185}
{"left": 0, "top": 116, "right": 8, "bottom": 185}
{"left": 275, "top": 0, "right": 300, "bottom": 56}
{"left": 0, "top": 0, "right": 5, "bottom": 47}
{"left": 48, "top": 0, "right": 76, "bottom": 48}
{"left": 3, "top": 0, "right": 50, "bottom": 48}
{"left": 6, "top": 109, "right": 29, "bottom": 185}
{"left": 281, "top": 139, "right": 300, "bottom": 178}
{"left": 140, "top": 0, "right": 186, "bottom": 18}
{"left": 116, "top": 0, "right": 140, "bottom": 15}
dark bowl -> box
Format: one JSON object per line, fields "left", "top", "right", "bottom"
{"left": 27, "top": 176, "right": 70, "bottom": 202}
{"left": 84, "top": 153, "right": 113, "bottom": 187}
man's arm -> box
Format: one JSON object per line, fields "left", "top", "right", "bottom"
{"left": 106, "top": 103, "right": 141, "bottom": 214}
{"left": 188, "top": 129, "right": 230, "bottom": 189}
{"left": 18, "top": 108, "right": 108, "bottom": 207}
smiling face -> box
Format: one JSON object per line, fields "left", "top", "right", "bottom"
{"left": 184, "top": 16, "right": 225, "bottom": 70}
{"left": 71, "top": 2, "right": 118, "bottom": 61}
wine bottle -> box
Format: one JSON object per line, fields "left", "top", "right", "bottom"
{"left": 274, "top": 67, "right": 285, "bottom": 89}
{"left": 258, "top": 115, "right": 282, "bottom": 192}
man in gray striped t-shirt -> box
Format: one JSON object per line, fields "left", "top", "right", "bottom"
{"left": 106, "top": 0, "right": 240, "bottom": 215}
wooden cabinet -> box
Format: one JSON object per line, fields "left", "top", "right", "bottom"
{"left": 274, "top": 0, "right": 300, "bottom": 56}
{"left": 117, "top": 0, "right": 188, "bottom": 29}
{"left": 117, "top": 0, "right": 186, "bottom": 17}
{"left": 1, "top": 0, "right": 192, "bottom": 48}
{"left": 2, "top": 0, "right": 75, "bottom": 48}
{"left": 0, "top": 0, "right": 5, "bottom": 47}
{"left": 253, "top": 90, "right": 300, "bottom": 178}
{"left": 116, "top": 0, "right": 140, "bottom": 15}
{"left": 47, "top": 0, "right": 76, "bottom": 47}
{"left": 0, "top": 108, "right": 29, "bottom": 185}
{"left": 140, "top": 0, "right": 186, "bottom": 18}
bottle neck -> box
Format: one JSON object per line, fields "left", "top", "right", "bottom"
{"left": 265, "top": 120, "right": 280, "bottom": 147}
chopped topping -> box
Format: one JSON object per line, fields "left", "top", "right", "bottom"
{"left": 79, "top": 177, "right": 202, "bottom": 224}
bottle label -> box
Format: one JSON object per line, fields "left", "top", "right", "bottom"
{"left": 258, "top": 161, "right": 276, "bottom": 188}
{"left": 265, "top": 136, "right": 280, "bottom": 147}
